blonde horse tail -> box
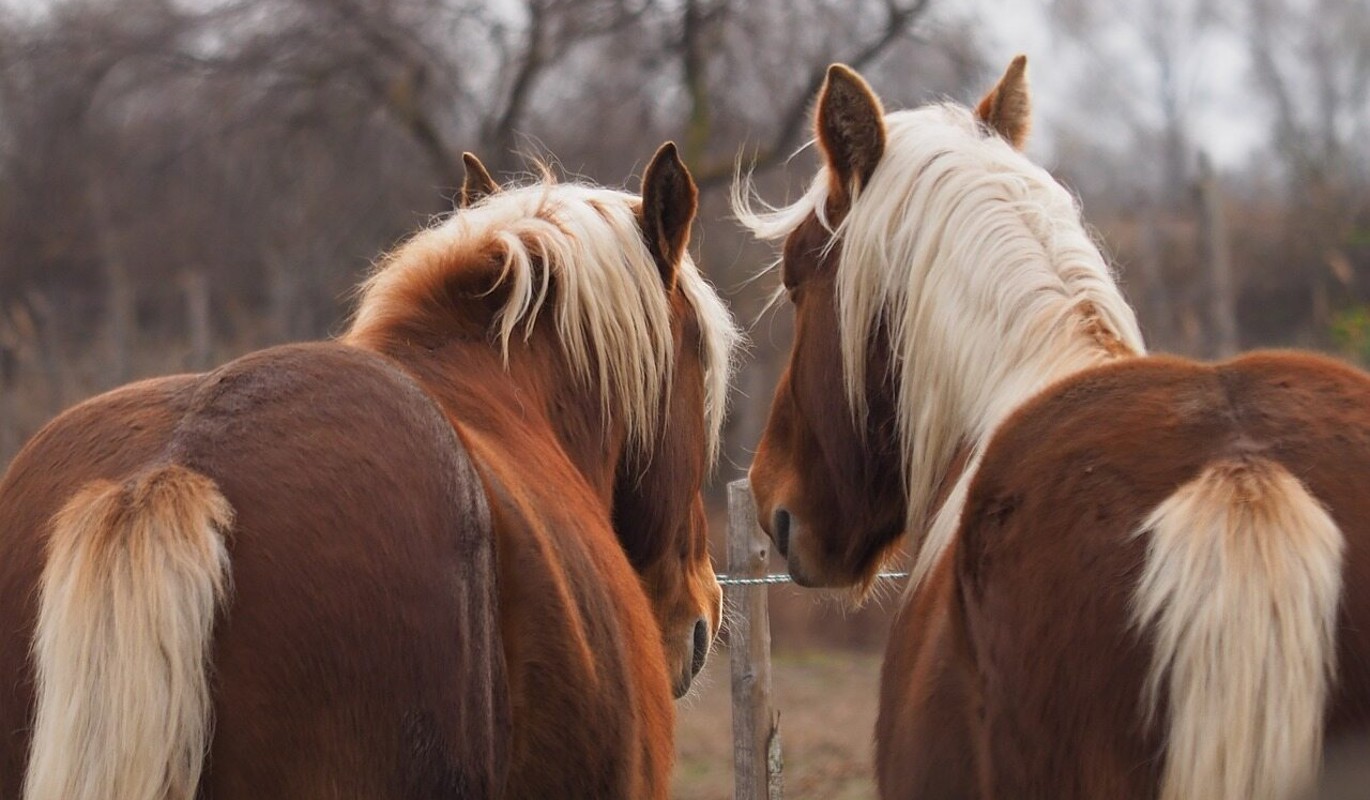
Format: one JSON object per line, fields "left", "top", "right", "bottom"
{"left": 24, "top": 465, "right": 233, "bottom": 800}
{"left": 1133, "top": 458, "right": 1343, "bottom": 800}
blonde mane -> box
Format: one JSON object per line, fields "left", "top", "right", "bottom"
{"left": 348, "top": 178, "right": 739, "bottom": 464}
{"left": 737, "top": 102, "right": 1145, "bottom": 588}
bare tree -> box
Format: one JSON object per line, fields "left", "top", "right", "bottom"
{"left": 1050, "top": 0, "right": 1228, "bottom": 204}
{"left": 673, "top": 0, "right": 943, "bottom": 187}
{"left": 0, "top": 0, "right": 976, "bottom": 473}
{"left": 1244, "top": 0, "right": 1370, "bottom": 190}
{"left": 1196, "top": 151, "right": 1238, "bottom": 356}
{"left": 1240, "top": 0, "right": 1370, "bottom": 346}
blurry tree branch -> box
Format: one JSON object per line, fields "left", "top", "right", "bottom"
{"left": 681, "top": 0, "right": 932, "bottom": 189}
{"left": 486, "top": 0, "right": 549, "bottom": 173}
{"left": 0, "top": 0, "right": 1084, "bottom": 476}
{"left": 485, "top": 0, "right": 653, "bottom": 172}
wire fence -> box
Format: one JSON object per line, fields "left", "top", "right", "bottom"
{"left": 714, "top": 571, "right": 910, "bottom": 586}
{"left": 722, "top": 479, "right": 910, "bottom": 799}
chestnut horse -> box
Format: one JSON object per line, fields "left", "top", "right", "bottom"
{"left": 738, "top": 59, "right": 1370, "bottom": 798}
{"left": 0, "top": 142, "right": 738, "bottom": 799}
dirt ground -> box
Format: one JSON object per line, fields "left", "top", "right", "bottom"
{"left": 673, "top": 649, "right": 882, "bottom": 800}
{"left": 674, "top": 652, "right": 1370, "bottom": 800}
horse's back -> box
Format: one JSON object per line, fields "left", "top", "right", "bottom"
{"left": 951, "top": 350, "right": 1370, "bottom": 797}
{"left": 0, "top": 342, "right": 509, "bottom": 798}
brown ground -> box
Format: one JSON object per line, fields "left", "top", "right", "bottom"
{"left": 676, "top": 652, "right": 1370, "bottom": 800}
{"left": 673, "top": 648, "right": 882, "bottom": 800}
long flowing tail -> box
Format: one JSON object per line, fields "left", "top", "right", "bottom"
{"left": 24, "top": 465, "right": 233, "bottom": 800}
{"left": 1133, "top": 458, "right": 1343, "bottom": 800}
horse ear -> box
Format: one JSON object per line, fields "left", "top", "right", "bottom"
{"left": 975, "top": 55, "right": 1031, "bottom": 150}
{"left": 640, "top": 141, "right": 698, "bottom": 289}
{"left": 816, "top": 63, "right": 886, "bottom": 211}
{"left": 460, "top": 152, "right": 500, "bottom": 207}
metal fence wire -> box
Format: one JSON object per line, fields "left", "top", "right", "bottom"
{"left": 714, "top": 571, "right": 910, "bottom": 586}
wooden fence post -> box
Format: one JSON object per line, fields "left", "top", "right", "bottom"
{"left": 182, "top": 269, "right": 212, "bottom": 371}
{"left": 1197, "top": 151, "right": 1238, "bottom": 358}
{"left": 727, "top": 479, "right": 783, "bottom": 800}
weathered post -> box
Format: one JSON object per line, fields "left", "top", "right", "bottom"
{"left": 1197, "top": 151, "right": 1238, "bottom": 358}
{"left": 727, "top": 479, "right": 782, "bottom": 800}
{"left": 182, "top": 269, "right": 212, "bottom": 371}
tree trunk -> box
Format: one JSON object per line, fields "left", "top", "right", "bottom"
{"left": 1196, "top": 152, "right": 1238, "bottom": 358}
{"left": 182, "top": 269, "right": 212, "bottom": 371}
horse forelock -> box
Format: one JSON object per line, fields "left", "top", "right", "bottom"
{"left": 737, "top": 102, "right": 1145, "bottom": 590}
{"left": 348, "top": 178, "right": 738, "bottom": 465}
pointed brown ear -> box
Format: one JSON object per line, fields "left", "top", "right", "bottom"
{"left": 460, "top": 152, "right": 499, "bottom": 207}
{"left": 975, "top": 55, "right": 1031, "bottom": 150}
{"left": 639, "top": 141, "right": 698, "bottom": 289}
{"left": 816, "top": 64, "right": 886, "bottom": 212}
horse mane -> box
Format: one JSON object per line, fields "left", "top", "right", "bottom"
{"left": 348, "top": 176, "right": 739, "bottom": 464}
{"left": 736, "top": 102, "right": 1145, "bottom": 588}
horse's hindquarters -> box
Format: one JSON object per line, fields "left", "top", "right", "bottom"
{"left": 939, "top": 352, "right": 1370, "bottom": 798}
{"left": 182, "top": 345, "right": 508, "bottom": 797}
{"left": 1, "top": 344, "right": 511, "bottom": 799}
{"left": 0, "top": 375, "right": 201, "bottom": 799}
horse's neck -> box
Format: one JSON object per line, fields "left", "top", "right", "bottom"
{"left": 975, "top": 321, "right": 1138, "bottom": 446}
{"left": 907, "top": 304, "right": 1141, "bottom": 590}
{"left": 372, "top": 339, "right": 623, "bottom": 505}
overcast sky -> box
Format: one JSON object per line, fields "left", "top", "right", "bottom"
{"left": 0, "top": 0, "right": 1300, "bottom": 171}
{"left": 973, "top": 0, "right": 1268, "bottom": 169}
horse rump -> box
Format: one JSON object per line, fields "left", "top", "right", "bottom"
{"left": 1133, "top": 457, "right": 1343, "bottom": 800}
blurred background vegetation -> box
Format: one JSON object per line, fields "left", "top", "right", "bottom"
{"left": 1, "top": 1, "right": 1366, "bottom": 795}
{"left": 3, "top": 0, "right": 1369, "bottom": 604}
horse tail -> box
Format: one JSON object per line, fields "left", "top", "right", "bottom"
{"left": 24, "top": 465, "right": 233, "bottom": 800}
{"left": 1133, "top": 457, "right": 1343, "bottom": 800}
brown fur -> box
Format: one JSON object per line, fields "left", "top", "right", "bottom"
{"left": 1, "top": 153, "right": 723, "bottom": 798}
{"left": 461, "top": 152, "right": 500, "bottom": 207}
{"left": 747, "top": 59, "right": 1370, "bottom": 796}
{"left": 757, "top": 326, "right": 1370, "bottom": 796}
{"left": 1, "top": 350, "right": 510, "bottom": 797}
{"left": 974, "top": 55, "right": 1031, "bottom": 150}
{"left": 639, "top": 142, "right": 698, "bottom": 286}
{"left": 816, "top": 64, "right": 887, "bottom": 211}
{"left": 748, "top": 212, "right": 906, "bottom": 589}
{"left": 1076, "top": 300, "right": 1134, "bottom": 358}
{"left": 944, "top": 352, "right": 1370, "bottom": 797}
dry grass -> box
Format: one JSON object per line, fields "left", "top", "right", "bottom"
{"left": 673, "top": 648, "right": 882, "bottom": 800}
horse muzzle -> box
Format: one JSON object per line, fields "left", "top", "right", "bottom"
{"left": 672, "top": 617, "right": 712, "bottom": 698}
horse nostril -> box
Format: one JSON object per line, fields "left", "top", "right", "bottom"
{"left": 772, "top": 509, "right": 792, "bottom": 557}
{"left": 690, "top": 618, "right": 709, "bottom": 678}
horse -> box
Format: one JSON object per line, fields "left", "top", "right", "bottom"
{"left": 736, "top": 57, "right": 1370, "bottom": 798}
{"left": 0, "top": 141, "right": 739, "bottom": 799}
